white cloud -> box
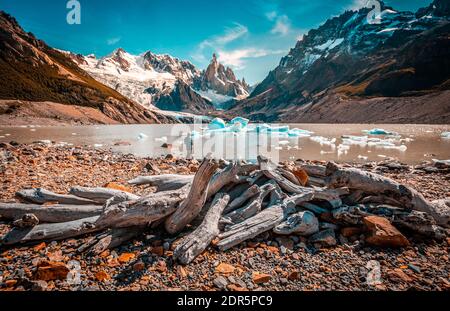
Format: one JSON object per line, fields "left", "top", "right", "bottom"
{"left": 347, "top": 0, "right": 376, "bottom": 11}
{"left": 198, "top": 23, "right": 248, "bottom": 50}
{"left": 107, "top": 37, "right": 121, "bottom": 45}
{"left": 217, "top": 48, "right": 285, "bottom": 69}
{"left": 266, "top": 11, "right": 278, "bottom": 21}
{"left": 192, "top": 23, "right": 248, "bottom": 63}
{"left": 266, "top": 11, "right": 292, "bottom": 36}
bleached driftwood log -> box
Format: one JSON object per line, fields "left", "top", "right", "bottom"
{"left": 16, "top": 188, "right": 97, "bottom": 205}
{"left": 207, "top": 162, "right": 241, "bottom": 199}
{"left": 298, "top": 164, "right": 327, "bottom": 177}
{"left": 217, "top": 191, "right": 315, "bottom": 251}
{"left": 128, "top": 174, "right": 194, "bottom": 191}
{"left": 2, "top": 216, "right": 100, "bottom": 245}
{"left": 83, "top": 226, "right": 147, "bottom": 255}
{"left": 95, "top": 185, "right": 191, "bottom": 229}
{"left": 325, "top": 162, "right": 449, "bottom": 227}
{"left": 69, "top": 187, "right": 140, "bottom": 204}
{"left": 278, "top": 168, "right": 301, "bottom": 186}
{"left": 0, "top": 203, "right": 103, "bottom": 223}
{"left": 174, "top": 193, "right": 230, "bottom": 265}
{"left": 223, "top": 185, "right": 261, "bottom": 214}
{"left": 165, "top": 158, "right": 219, "bottom": 234}
{"left": 222, "top": 183, "right": 275, "bottom": 225}
{"left": 2, "top": 186, "right": 191, "bottom": 245}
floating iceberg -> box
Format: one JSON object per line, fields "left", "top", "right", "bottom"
{"left": 208, "top": 118, "right": 227, "bottom": 130}
{"left": 204, "top": 118, "right": 313, "bottom": 138}
{"left": 363, "top": 128, "right": 397, "bottom": 136}
{"left": 229, "top": 117, "right": 249, "bottom": 128}
{"left": 138, "top": 133, "right": 148, "bottom": 140}
{"left": 288, "top": 128, "right": 313, "bottom": 137}
{"left": 155, "top": 136, "right": 168, "bottom": 143}
{"left": 310, "top": 136, "right": 337, "bottom": 146}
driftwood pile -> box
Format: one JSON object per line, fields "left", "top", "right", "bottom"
{"left": 0, "top": 156, "right": 449, "bottom": 265}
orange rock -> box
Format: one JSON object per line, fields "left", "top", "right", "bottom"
{"left": 252, "top": 272, "right": 272, "bottom": 284}
{"left": 156, "top": 260, "right": 167, "bottom": 272}
{"left": 363, "top": 216, "right": 410, "bottom": 248}
{"left": 104, "top": 182, "right": 133, "bottom": 193}
{"left": 341, "top": 227, "right": 362, "bottom": 238}
{"left": 292, "top": 168, "right": 309, "bottom": 186}
{"left": 99, "top": 250, "right": 110, "bottom": 258}
{"left": 151, "top": 246, "right": 164, "bottom": 256}
{"left": 247, "top": 241, "right": 259, "bottom": 248}
{"left": 34, "top": 261, "right": 69, "bottom": 281}
{"left": 5, "top": 280, "right": 17, "bottom": 288}
{"left": 387, "top": 269, "right": 413, "bottom": 283}
{"left": 266, "top": 246, "right": 279, "bottom": 253}
{"left": 33, "top": 242, "right": 46, "bottom": 252}
{"left": 227, "top": 284, "right": 249, "bottom": 292}
{"left": 215, "top": 263, "right": 235, "bottom": 275}
{"left": 177, "top": 266, "right": 188, "bottom": 279}
{"left": 47, "top": 250, "right": 64, "bottom": 262}
{"left": 95, "top": 271, "right": 111, "bottom": 282}
{"left": 118, "top": 253, "right": 135, "bottom": 263}
{"left": 133, "top": 261, "right": 145, "bottom": 272}
{"left": 288, "top": 271, "right": 300, "bottom": 281}
{"left": 277, "top": 237, "right": 294, "bottom": 250}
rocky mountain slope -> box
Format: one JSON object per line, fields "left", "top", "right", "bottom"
{"left": 194, "top": 53, "right": 250, "bottom": 105}
{"left": 0, "top": 11, "right": 173, "bottom": 124}
{"left": 73, "top": 50, "right": 249, "bottom": 114}
{"left": 230, "top": 0, "right": 450, "bottom": 123}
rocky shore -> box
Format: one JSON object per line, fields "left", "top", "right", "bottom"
{"left": 0, "top": 142, "right": 449, "bottom": 291}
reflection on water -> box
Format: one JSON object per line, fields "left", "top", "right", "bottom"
{"left": 0, "top": 124, "right": 449, "bottom": 164}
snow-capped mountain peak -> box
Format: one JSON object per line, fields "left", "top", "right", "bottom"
{"left": 65, "top": 49, "right": 249, "bottom": 113}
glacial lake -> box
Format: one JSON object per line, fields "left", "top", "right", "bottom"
{"left": 0, "top": 124, "right": 449, "bottom": 164}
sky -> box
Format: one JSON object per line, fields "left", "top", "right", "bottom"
{"left": 0, "top": 0, "right": 432, "bottom": 84}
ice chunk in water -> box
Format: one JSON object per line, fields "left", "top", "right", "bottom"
{"left": 363, "top": 128, "right": 396, "bottom": 136}
{"left": 288, "top": 128, "right": 313, "bottom": 137}
{"left": 229, "top": 117, "right": 249, "bottom": 128}
{"left": 208, "top": 118, "right": 227, "bottom": 130}
{"left": 155, "top": 136, "right": 168, "bottom": 143}
{"left": 310, "top": 136, "right": 336, "bottom": 146}
{"left": 229, "top": 122, "right": 245, "bottom": 132}
{"left": 138, "top": 133, "right": 148, "bottom": 140}
{"left": 264, "top": 125, "right": 290, "bottom": 133}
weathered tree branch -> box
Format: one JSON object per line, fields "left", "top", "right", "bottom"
{"left": 174, "top": 193, "right": 230, "bottom": 265}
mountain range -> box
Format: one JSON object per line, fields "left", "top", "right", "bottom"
{"left": 0, "top": 0, "right": 449, "bottom": 124}
{"left": 65, "top": 49, "right": 249, "bottom": 114}
{"left": 229, "top": 0, "right": 450, "bottom": 123}
{"left": 0, "top": 11, "right": 179, "bottom": 125}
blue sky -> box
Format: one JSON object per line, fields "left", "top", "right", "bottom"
{"left": 0, "top": 0, "right": 432, "bottom": 84}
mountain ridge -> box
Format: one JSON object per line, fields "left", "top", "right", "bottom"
{"left": 229, "top": 0, "right": 450, "bottom": 124}
{"left": 70, "top": 49, "right": 249, "bottom": 114}
{"left": 0, "top": 11, "right": 177, "bottom": 124}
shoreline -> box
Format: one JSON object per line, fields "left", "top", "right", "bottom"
{"left": 0, "top": 142, "right": 449, "bottom": 291}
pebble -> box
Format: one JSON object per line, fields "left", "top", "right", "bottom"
{"left": 213, "top": 276, "right": 228, "bottom": 289}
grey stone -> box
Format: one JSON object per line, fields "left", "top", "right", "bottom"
{"left": 213, "top": 276, "right": 228, "bottom": 289}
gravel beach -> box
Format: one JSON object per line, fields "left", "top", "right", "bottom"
{"left": 0, "top": 142, "right": 449, "bottom": 291}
